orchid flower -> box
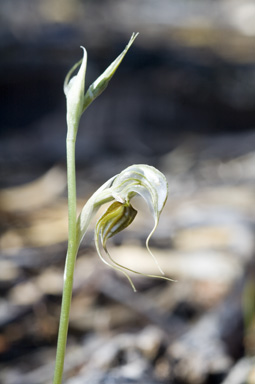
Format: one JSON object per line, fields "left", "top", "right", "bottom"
{"left": 76, "top": 164, "right": 174, "bottom": 291}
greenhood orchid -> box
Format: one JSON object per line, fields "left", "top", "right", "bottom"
{"left": 53, "top": 34, "right": 173, "bottom": 384}
{"left": 76, "top": 164, "right": 173, "bottom": 291}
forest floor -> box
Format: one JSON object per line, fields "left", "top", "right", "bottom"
{"left": 1, "top": 130, "right": 255, "bottom": 384}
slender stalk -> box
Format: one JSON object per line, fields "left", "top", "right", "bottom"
{"left": 53, "top": 128, "right": 78, "bottom": 384}
{"left": 52, "top": 34, "right": 138, "bottom": 384}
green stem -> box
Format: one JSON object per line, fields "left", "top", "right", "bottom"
{"left": 53, "top": 130, "right": 78, "bottom": 384}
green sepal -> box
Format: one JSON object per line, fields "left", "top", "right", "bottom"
{"left": 82, "top": 33, "right": 138, "bottom": 112}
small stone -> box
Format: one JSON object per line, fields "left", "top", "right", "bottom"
{"left": 8, "top": 281, "right": 42, "bottom": 305}
{"left": 0, "top": 260, "right": 20, "bottom": 282}
{"left": 36, "top": 268, "right": 63, "bottom": 295}
{"left": 136, "top": 326, "right": 163, "bottom": 360}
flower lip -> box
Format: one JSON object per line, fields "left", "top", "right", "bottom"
{"left": 94, "top": 201, "right": 138, "bottom": 291}
{"left": 97, "top": 201, "right": 137, "bottom": 247}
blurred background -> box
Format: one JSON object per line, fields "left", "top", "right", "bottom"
{"left": 0, "top": 1, "right": 255, "bottom": 383}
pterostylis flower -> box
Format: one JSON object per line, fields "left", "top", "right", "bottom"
{"left": 76, "top": 164, "right": 174, "bottom": 291}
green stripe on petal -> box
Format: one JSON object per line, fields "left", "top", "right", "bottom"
{"left": 97, "top": 202, "right": 137, "bottom": 246}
